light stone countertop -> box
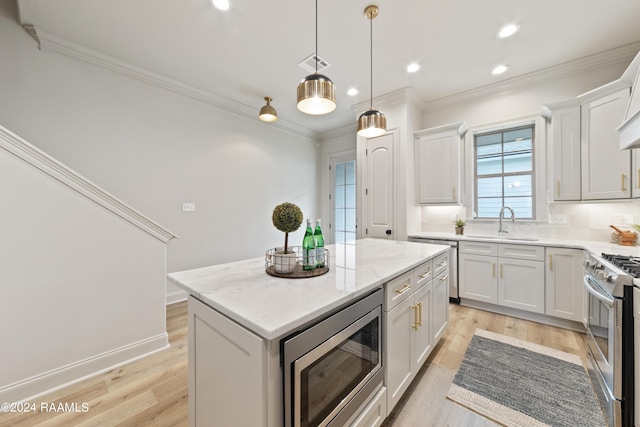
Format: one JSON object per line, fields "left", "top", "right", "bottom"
{"left": 168, "top": 238, "right": 448, "bottom": 340}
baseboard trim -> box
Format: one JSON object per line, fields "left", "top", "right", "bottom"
{"left": 167, "top": 289, "right": 188, "bottom": 305}
{"left": 0, "top": 333, "right": 169, "bottom": 403}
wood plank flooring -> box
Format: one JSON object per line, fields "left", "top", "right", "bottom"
{"left": 2, "top": 302, "right": 587, "bottom": 427}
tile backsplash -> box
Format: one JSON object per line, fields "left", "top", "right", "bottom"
{"left": 419, "top": 201, "right": 640, "bottom": 242}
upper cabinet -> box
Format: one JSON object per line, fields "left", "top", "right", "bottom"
{"left": 581, "top": 87, "right": 631, "bottom": 200}
{"left": 414, "top": 122, "right": 467, "bottom": 205}
{"left": 544, "top": 82, "right": 633, "bottom": 201}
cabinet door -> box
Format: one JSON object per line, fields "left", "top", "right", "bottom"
{"left": 633, "top": 149, "right": 640, "bottom": 199}
{"left": 384, "top": 296, "right": 414, "bottom": 413}
{"left": 552, "top": 105, "right": 582, "bottom": 201}
{"left": 498, "top": 258, "right": 545, "bottom": 314}
{"left": 415, "top": 130, "right": 460, "bottom": 204}
{"left": 413, "top": 283, "right": 432, "bottom": 370}
{"left": 432, "top": 269, "right": 449, "bottom": 343}
{"left": 545, "top": 247, "right": 584, "bottom": 322}
{"left": 458, "top": 253, "right": 497, "bottom": 304}
{"left": 581, "top": 88, "right": 631, "bottom": 200}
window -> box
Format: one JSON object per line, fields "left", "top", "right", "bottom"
{"left": 332, "top": 158, "right": 356, "bottom": 243}
{"left": 474, "top": 125, "right": 535, "bottom": 219}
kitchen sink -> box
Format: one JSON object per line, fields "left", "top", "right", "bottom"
{"left": 465, "top": 234, "right": 538, "bottom": 242}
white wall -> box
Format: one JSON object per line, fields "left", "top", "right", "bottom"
{"left": 417, "top": 59, "right": 640, "bottom": 241}
{"left": 0, "top": 1, "right": 318, "bottom": 294}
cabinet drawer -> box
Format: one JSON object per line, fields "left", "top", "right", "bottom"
{"left": 433, "top": 252, "right": 449, "bottom": 276}
{"left": 460, "top": 241, "right": 498, "bottom": 256}
{"left": 385, "top": 270, "right": 415, "bottom": 310}
{"left": 414, "top": 260, "right": 433, "bottom": 288}
{"left": 498, "top": 244, "right": 544, "bottom": 261}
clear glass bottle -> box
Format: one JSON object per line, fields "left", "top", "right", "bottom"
{"left": 314, "top": 219, "right": 325, "bottom": 268}
{"left": 302, "top": 219, "right": 316, "bottom": 270}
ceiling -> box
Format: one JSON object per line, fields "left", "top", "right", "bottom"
{"left": 15, "top": 0, "right": 640, "bottom": 136}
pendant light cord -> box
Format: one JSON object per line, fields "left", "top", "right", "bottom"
{"left": 369, "top": 12, "right": 373, "bottom": 110}
{"left": 315, "top": 0, "right": 318, "bottom": 73}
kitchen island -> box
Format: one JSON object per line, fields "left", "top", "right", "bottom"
{"left": 168, "top": 238, "right": 449, "bottom": 427}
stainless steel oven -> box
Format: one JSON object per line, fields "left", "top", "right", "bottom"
{"left": 282, "top": 289, "right": 383, "bottom": 427}
{"left": 584, "top": 253, "right": 634, "bottom": 427}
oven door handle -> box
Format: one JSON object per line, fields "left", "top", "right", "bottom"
{"left": 583, "top": 275, "right": 614, "bottom": 308}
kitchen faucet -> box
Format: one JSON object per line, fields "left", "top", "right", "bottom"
{"left": 498, "top": 206, "right": 515, "bottom": 236}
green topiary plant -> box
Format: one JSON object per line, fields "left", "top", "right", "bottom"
{"left": 272, "top": 202, "right": 303, "bottom": 254}
{"left": 455, "top": 219, "right": 466, "bottom": 227}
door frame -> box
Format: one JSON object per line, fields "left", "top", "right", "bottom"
{"left": 328, "top": 150, "right": 357, "bottom": 245}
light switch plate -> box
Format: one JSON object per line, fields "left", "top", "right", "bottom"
{"left": 182, "top": 202, "right": 196, "bottom": 212}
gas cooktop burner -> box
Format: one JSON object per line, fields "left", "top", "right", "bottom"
{"left": 601, "top": 253, "right": 640, "bottom": 278}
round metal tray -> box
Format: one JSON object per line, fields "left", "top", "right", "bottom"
{"left": 265, "top": 247, "right": 330, "bottom": 279}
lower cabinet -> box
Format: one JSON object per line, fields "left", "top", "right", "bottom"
{"left": 545, "top": 247, "right": 585, "bottom": 322}
{"left": 459, "top": 242, "right": 545, "bottom": 314}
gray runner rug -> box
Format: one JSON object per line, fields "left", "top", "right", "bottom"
{"left": 447, "top": 329, "right": 606, "bottom": 427}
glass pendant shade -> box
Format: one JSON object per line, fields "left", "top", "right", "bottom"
{"left": 357, "top": 109, "right": 387, "bottom": 137}
{"left": 297, "top": 73, "right": 336, "bottom": 115}
{"left": 259, "top": 97, "right": 278, "bottom": 122}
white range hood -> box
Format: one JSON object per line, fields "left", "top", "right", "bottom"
{"left": 618, "top": 51, "right": 640, "bottom": 149}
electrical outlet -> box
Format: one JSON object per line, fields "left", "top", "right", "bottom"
{"left": 621, "top": 215, "right": 633, "bottom": 224}
{"left": 182, "top": 202, "right": 196, "bottom": 212}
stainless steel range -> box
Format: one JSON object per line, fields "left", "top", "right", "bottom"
{"left": 584, "top": 253, "right": 635, "bottom": 427}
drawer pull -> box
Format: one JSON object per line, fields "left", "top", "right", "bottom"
{"left": 395, "top": 284, "right": 412, "bottom": 295}
{"left": 420, "top": 271, "right": 432, "bottom": 279}
{"left": 622, "top": 173, "right": 627, "bottom": 192}
{"left": 439, "top": 274, "right": 449, "bottom": 281}
{"left": 438, "top": 261, "right": 448, "bottom": 268}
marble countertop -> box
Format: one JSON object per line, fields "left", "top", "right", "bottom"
{"left": 168, "top": 238, "right": 448, "bottom": 340}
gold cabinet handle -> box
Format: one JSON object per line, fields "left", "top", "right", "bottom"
{"left": 440, "top": 274, "right": 449, "bottom": 281}
{"left": 395, "top": 283, "right": 412, "bottom": 294}
{"left": 637, "top": 169, "right": 640, "bottom": 189}
{"left": 557, "top": 180, "right": 561, "bottom": 198}
{"left": 420, "top": 271, "right": 431, "bottom": 279}
{"left": 417, "top": 301, "right": 423, "bottom": 327}
{"left": 412, "top": 304, "right": 419, "bottom": 330}
{"left": 622, "top": 173, "right": 627, "bottom": 192}
{"left": 549, "top": 254, "right": 553, "bottom": 270}
{"left": 438, "top": 261, "right": 448, "bottom": 268}
{"left": 452, "top": 186, "right": 457, "bottom": 200}
{"left": 500, "top": 264, "right": 503, "bottom": 279}
{"left": 492, "top": 263, "right": 496, "bottom": 277}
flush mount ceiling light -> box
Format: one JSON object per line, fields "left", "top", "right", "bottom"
{"left": 347, "top": 88, "right": 359, "bottom": 96}
{"left": 498, "top": 24, "right": 519, "bottom": 38}
{"left": 357, "top": 5, "right": 387, "bottom": 138}
{"left": 259, "top": 97, "right": 278, "bottom": 122}
{"left": 296, "top": 0, "right": 336, "bottom": 115}
{"left": 407, "top": 63, "right": 420, "bottom": 73}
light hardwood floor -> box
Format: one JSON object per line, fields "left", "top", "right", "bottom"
{"left": 3, "top": 302, "right": 587, "bottom": 427}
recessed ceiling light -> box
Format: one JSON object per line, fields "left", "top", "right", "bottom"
{"left": 498, "top": 24, "right": 519, "bottom": 38}
{"left": 492, "top": 65, "right": 508, "bottom": 75}
{"left": 406, "top": 63, "right": 420, "bottom": 73}
{"left": 347, "top": 88, "right": 359, "bottom": 96}
{"left": 212, "top": 0, "right": 230, "bottom": 11}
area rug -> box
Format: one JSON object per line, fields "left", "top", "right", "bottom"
{"left": 446, "top": 329, "right": 606, "bottom": 427}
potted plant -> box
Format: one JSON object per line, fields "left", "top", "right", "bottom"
{"left": 455, "top": 219, "right": 466, "bottom": 235}
{"left": 271, "top": 202, "right": 304, "bottom": 273}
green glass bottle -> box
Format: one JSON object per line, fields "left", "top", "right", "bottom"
{"left": 314, "top": 219, "right": 325, "bottom": 268}
{"left": 302, "top": 219, "right": 316, "bottom": 270}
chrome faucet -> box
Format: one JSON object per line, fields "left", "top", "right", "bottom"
{"left": 498, "top": 206, "right": 515, "bottom": 236}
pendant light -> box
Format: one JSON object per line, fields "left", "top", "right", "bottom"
{"left": 296, "top": 0, "right": 336, "bottom": 115}
{"left": 357, "top": 5, "right": 386, "bottom": 138}
{"left": 259, "top": 97, "right": 278, "bottom": 122}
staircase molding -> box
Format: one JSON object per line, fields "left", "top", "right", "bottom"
{"left": 0, "top": 125, "right": 177, "bottom": 243}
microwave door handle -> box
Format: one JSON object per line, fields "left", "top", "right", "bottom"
{"left": 583, "top": 275, "right": 614, "bottom": 307}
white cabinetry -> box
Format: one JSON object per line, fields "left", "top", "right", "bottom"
{"left": 545, "top": 247, "right": 585, "bottom": 322}
{"left": 550, "top": 102, "right": 581, "bottom": 201}
{"left": 384, "top": 254, "right": 449, "bottom": 413}
{"left": 188, "top": 296, "right": 268, "bottom": 427}
{"left": 581, "top": 88, "right": 631, "bottom": 200}
{"left": 414, "top": 122, "right": 467, "bottom": 204}
{"left": 633, "top": 149, "right": 640, "bottom": 198}
{"left": 634, "top": 287, "right": 640, "bottom": 427}
{"left": 459, "top": 242, "right": 544, "bottom": 314}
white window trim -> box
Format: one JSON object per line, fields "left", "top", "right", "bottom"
{"left": 463, "top": 115, "right": 548, "bottom": 223}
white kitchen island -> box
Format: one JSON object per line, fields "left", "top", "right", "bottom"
{"left": 168, "top": 238, "right": 449, "bottom": 427}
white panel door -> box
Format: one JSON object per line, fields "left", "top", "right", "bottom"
{"left": 366, "top": 134, "right": 394, "bottom": 239}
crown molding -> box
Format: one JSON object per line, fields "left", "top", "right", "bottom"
{"left": 0, "top": 125, "right": 178, "bottom": 243}
{"left": 350, "top": 87, "right": 425, "bottom": 116}
{"left": 422, "top": 41, "right": 640, "bottom": 113}
{"left": 35, "top": 30, "right": 319, "bottom": 140}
